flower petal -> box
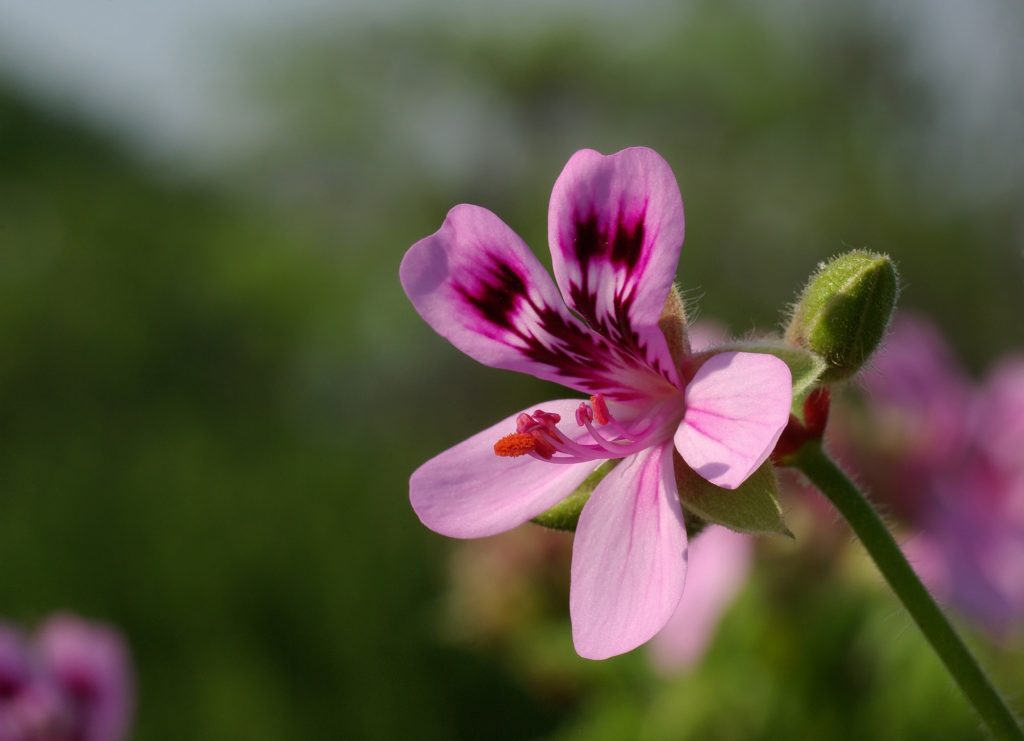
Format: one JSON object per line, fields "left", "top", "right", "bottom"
{"left": 401, "top": 204, "right": 672, "bottom": 401}
{"left": 570, "top": 444, "right": 687, "bottom": 659}
{"left": 410, "top": 399, "right": 601, "bottom": 538}
{"left": 549, "top": 147, "right": 685, "bottom": 387}
{"left": 675, "top": 351, "right": 792, "bottom": 489}
{"left": 648, "top": 526, "right": 752, "bottom": 673}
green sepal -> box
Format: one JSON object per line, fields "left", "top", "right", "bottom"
{"left": 712, "top": 340, "right": 827, "bottom": 417}
{"left": 531, "top": 461, "right": 617, "bottom": 532}
{"left": 785, "top": 250, "right": 899, "bottom": 383}
{"left": 675, "top": 455, "right": 792, "bottom": 537}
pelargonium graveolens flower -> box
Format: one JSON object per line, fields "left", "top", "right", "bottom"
{"left": 400, "top": 147, "right": 792, "bottom": 659}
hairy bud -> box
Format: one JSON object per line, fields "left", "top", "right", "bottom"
{"left": 786, "top": 251, "right": 898, "bottom": 382}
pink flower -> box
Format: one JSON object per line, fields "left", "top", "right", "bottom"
{"left": 863, "top": 313, "right": 972, "bottom": 469}
{"left": 0, "top": 624, "right": 69, "bottom": 741}
{"left": 400, "top": 147, "right": 792, "bottom": 659}
{"left": 36, "top": 616, "right": 134, "bottom": 741}
{"left": 838, "top": 314, "right": 1024, "bottom": 633}
{"left": 836, "top": 313, "right": 974, "bottom": 522}
{"left": 648, "top": 526, "right": 753, "bottom": 673}
{"left": 0, "top": 616, "right": 133, "bottom": 741}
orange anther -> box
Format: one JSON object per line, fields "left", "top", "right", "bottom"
{"left": 493, "top": 432, "right": 538, "bottom": 457}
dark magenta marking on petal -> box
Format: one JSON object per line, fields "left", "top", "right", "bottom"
{"left": 561, "top": 201, "right": 674, "bottom": 386}
{"left": 611, "top": 217, "right": 645, "bottom": 269}
{"left": 456, "top": 257, "right": 528, "bottom": 330}
{"left": 452, "top": 251, "right": 669, "bottom": 400}
{"left": 570, "top": 202, "right": 647, "bottom": 270}
{"left": 573, "top": 211, "right": 605, "bottom": 266}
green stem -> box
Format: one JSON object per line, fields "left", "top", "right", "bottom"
{"left": 792, "top": 442, "right": 1023, "bottom": 741}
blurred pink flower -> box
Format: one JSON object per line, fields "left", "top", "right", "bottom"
{"left": 848, "top": 313, "right": 973, "bottom": 521}
{"left": 401, "top": 147, "right": 792, "bottom": 658}
{"left": 648, "top": 526, "right": 753, "bottom": 673}
{"left": 839, "top": 313, "right": 1024, "bottom": 633}
{"left": 0, "top": 617, "right": 132, "bottom": 741}
{"left": 36, "top": 616, "right": 133, "bottom": 741}
{"left": 0, "top": 624, "right": 70, "bottom": 741}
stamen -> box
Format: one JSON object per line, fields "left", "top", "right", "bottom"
{"left": 493, "top": 432, "right": 538, "bottom": 457}
{"left": 495, "top": 402, "right": 659, "bottom": 464}
{"left": 590, "top": 394, "right": 612, "bottom": 425}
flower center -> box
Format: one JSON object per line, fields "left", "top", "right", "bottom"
{"left": 493, "top": 394, "right": 672, "bottom": 464}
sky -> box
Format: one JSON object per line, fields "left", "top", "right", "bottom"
{"left": 0, "top": 0, "right": 1020, "bottom": 187}
{"left": 0, "top": 0, "right": 340, "bottom": 168}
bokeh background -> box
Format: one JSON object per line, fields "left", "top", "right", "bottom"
{"left": 1, "top": 1, "right": 1022, "bottom": 738}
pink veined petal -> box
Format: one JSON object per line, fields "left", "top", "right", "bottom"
{"left": 409, "top": 400, "right": 601, "bottom": 539}
{"left": 675, "top": 351, "right": 792, "bottom": 489}
{"left": 570, "top": 443, "right": 687, "bottom": 660}
{"left": 648, "top": 526, "right": 752, "bottom": 674}
{"left": 400, "top": 204, "right": 672, "bottom": 402}
{"left": 548, "top": 147, "right": 685, "bottom": 388}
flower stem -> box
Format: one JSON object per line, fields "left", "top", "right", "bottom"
{"left": 792, "top": 442, "right": 1023, "bottom": 740}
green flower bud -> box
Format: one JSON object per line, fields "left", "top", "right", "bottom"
{"left": 785, "top": 250, "right": 899, "bottom": 382}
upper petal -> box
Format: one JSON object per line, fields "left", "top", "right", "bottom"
{"left": 409, "top": 399, "right": 601, "bottom": 539}
{"left": 401, "top": 204, "right": 673, "bottom": 401}
{"left": 675, "top": 351, "right": 792, "bottom": 489}
{"left": 570, "top": 443, "right": 687, "bottom": 660}
{"left": 549, "top": 147, "right": 685, "bottom": 387}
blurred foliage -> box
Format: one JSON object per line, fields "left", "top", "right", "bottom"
{"left": 0, "top": 83, "right": 555, "bottom": 740}
{"left": 1, "top": 1, "right": 1022, "bottom": 739}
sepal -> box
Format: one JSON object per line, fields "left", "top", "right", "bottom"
{"left": 674, "top": 454, "right": 791, "bottom": 537}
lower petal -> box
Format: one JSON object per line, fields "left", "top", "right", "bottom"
{"left": 675, "top": 351, "right": 792, "bottom": 489}
{"left": 570, "top": 444, "right": 687, "bottom": 659}
{"left": 410, "top": 400, "right": 600, "bottom": 539}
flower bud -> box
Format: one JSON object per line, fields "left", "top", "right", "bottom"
{"left": 785, "top": 251, "right": 898, "bottom": 382}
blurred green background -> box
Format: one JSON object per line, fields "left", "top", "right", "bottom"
{"left": 1, "top": 1, "right": 1022, "bottom": 738}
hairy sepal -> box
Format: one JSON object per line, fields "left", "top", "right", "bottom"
{"left": 674, "top": 454, "right": 791, "bottom": 537}
{"left": 785, "top": 251, "right": 899, "bottom": 383}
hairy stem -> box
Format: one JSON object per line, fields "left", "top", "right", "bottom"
{"left": 792, "top": 442, "right": 1023, "bottom": 740}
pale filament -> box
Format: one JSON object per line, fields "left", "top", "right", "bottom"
{"left": 519, "top": 395, "right": 660, "bottom": 464}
